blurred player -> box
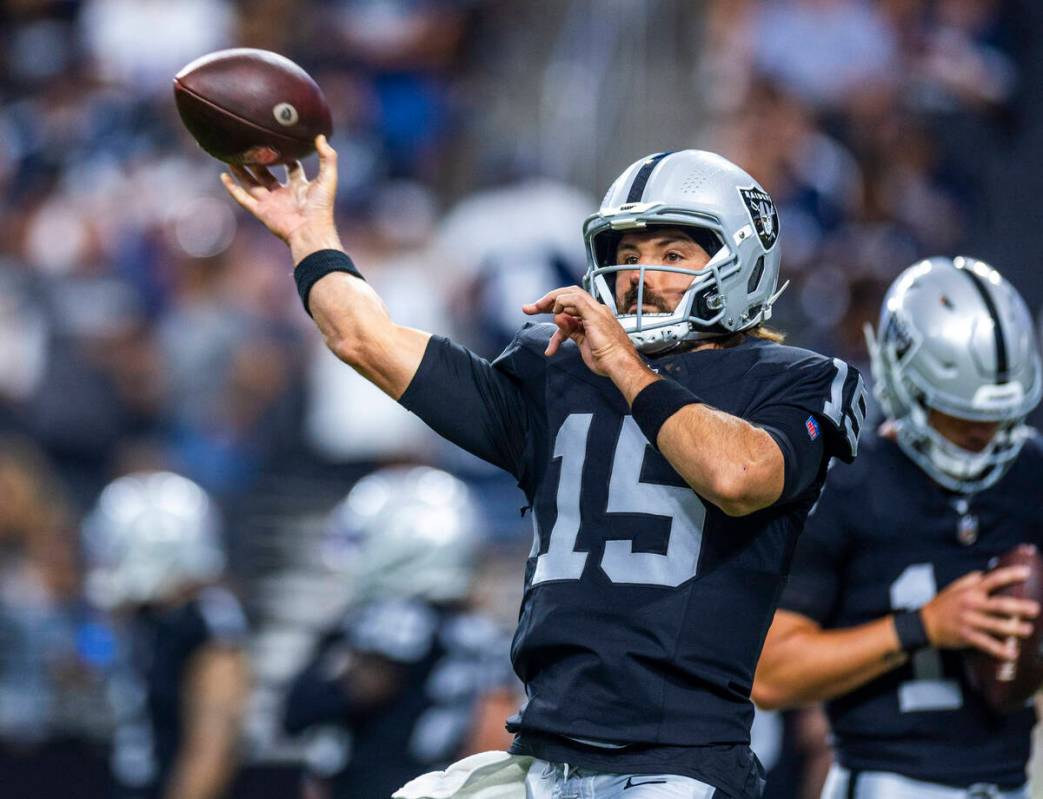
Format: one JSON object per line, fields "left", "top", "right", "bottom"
{"left": 84, "top": 471, "right": 250, "bottom": 799}
{"left": 754, "top": 257, "right": 1043, "bottom": 798}
{"left": 221, "top": 140, "right": 867, "bottom": 799}
{"left": 281, "top": 465, "right": 513, "bottom": 799}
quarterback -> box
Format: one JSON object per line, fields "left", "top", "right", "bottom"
{"left": 222, "top": 138, "right": 866, "bottom": 798}
{"left": 754, "top": 257, "right": 1043, "bottom": 798}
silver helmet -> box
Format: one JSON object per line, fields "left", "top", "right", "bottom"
{"left": 866, "top": 256, "right": 1042, "bottom": 493}
{"left": 583, "top": 150, "right": 785, "bottom": 353}
{"left": 83, "top": 472, "right": 225, "bottom": 608}
{"left": 324, "top": 466, "right": 481, "bottom": 605}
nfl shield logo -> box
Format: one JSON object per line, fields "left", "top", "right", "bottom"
{"left": 738, "top": 186, "right": 780, "bottom": 250}
{"left": 805, "top": 416, "right": 819, "bottom": 440}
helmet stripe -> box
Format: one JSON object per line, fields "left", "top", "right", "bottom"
{"left": 957, "top": 262, "right": 1009, "bottom": 384}
{"left": 625, "top": 151, "right": 672, "bottom": 204}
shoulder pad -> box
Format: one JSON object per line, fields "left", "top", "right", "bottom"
{"left": 491, "top": 322, "right": 556, "bottom": 378}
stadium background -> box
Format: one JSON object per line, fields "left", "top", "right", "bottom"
{"left": 2, "top": 0, "right": 1043, "bottom": 797}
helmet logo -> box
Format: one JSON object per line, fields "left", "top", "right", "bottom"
{"left": 738, "top": 187, "right": 780, "bottom": 250}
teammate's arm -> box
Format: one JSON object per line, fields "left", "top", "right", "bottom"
{"left": 753, "top": 566, "right": 1039, "bottom": 710}
{"left": 523, "top": 287, "right": 783, "bottom": 516}
{"left": 162, "top": 645, "right": 249, "bottom": 799}
{"left": 220, "top": 136, "right": 429, "bottom": 399}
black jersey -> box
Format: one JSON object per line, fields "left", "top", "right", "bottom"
{"left": 399, "top": 324, "right": 865, "bottom": 798}
{"left": 109, "top": 587, "right": 246, "bottom": 798}
{"left": 778, "top": 432, "right": 1043, "bottom": 788}
{"left": 282, "top": 599, "right": 510, "bottom": 799}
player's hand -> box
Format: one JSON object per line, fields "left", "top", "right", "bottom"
{"left": 523, "top": 287, "right": 642, "bottom": 378}
{"left": 919, "top": 566, "right": 1040, "bottom": 660}
{"left": 220, "top": 135, "right": 341, "bottom": 260}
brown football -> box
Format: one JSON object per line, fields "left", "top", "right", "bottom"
{"left": 963, "top": 543, "right": 1043, "bottom": 713}
{"left": 173, "top": 48, "right": 332, "bottom": 166}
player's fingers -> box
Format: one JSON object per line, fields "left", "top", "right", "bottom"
{"left": 246, "top": 164, "right": 281, "bottom": 190}
{"left": 524, "top": 286, "right": 584, "bottom": 315}
{"left": 229, "top": 164, "right": 268, "bottom": 198}
{"left": 949, "top": 570, "right": 984, "bottom": 589}
{"left": 965, "top": 609, "right": 1034, "bottom": 639}
{"left": 552, "top": 292, "right": 590, "bottom": 317}
{"left": 963, "top": 627, "right": 1019, "bottom": 660}
{"left": 316, "top": 135, "right": 338, "bottom": 188}
{"left": 980, "top": 565, "right": 1032, "bottom": 594}
{"left": 220, "top": 173, "right": 259, "bottom": 212}
{"left": 544, "top": 327, "right": 566, "bottom": 357}
{"left": 286, "top": 160, "right": 307, "bottom": 186}
{"left": 984, "top": 595, "right": 1040, "bottom": 619}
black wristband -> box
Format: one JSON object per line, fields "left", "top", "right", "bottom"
{"left": 294, "top": 249, "right": 364, "bottom": 316}
{"left": 893, "top": 609, "right": 930, "bottom": 653}
{"left": 630, "top": 378, "right": 703, "bottom": 448}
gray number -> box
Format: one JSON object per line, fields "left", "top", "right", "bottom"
{"left": 890, "top": 563, "right": 962, "bottom": 712}
{"left": 602, "top": 417, "right": 704, "bottom": 586}
{"left": 822, "top": 358, "right": 867, "bottom": 456}
{"left": 532, "top": 414, "right": 592, "bottom": 584}
{"left": 534, "top": 414, "right": 705, "bottom": 588}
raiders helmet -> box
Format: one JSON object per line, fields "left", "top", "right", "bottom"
{"left": 325, "top": 466, "right": 481, "bottom": 605}
{"left": 866, "top": 257, "right": 1042, "bottom": 493}
{"left": 583, "top": 150, "right": 785, "bottom": 353}
{"left": 83, "top": 471, "right": 225, "bottom": 608}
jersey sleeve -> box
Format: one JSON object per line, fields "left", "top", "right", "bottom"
{"left": 397, "top": 328, "right": 544, "bottom": 485}
{"left": 281, "top": 631, "right": 355, "bottom": 734}
{"left": 745, "top": 353, "right": 868, "bottom": 502}
{"left": 776, "top": 478, "right": 852, "bottom": 624}
{"left": 196, "top": 586, "right": 248, "bottom": 647}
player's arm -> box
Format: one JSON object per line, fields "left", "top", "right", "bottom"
{"left": 524, "top": 287, "right": 783, "bottom": 516}
{"left": 220, "top": 136, "right": 428, "bottom": 399}
{"left": 754, "top": 567, "right": 1039, "bottom": 710}
{"left": 162, "top": 645, "right": 249, "bottom": 799}
{"left": 282, "top": 649, "right": 406, "bottom": 734}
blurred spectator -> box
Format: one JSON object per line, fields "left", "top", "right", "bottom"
{"left": 0, "top": 435, "right": 111, "bottom": 798}
{"left": 79, "top": 0, "right": 234, "bottom": 91}
{"left": 751, "top": 0, "right": 898, "bottom": 112}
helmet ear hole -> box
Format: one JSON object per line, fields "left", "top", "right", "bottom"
{"left": 747, "top": 256, "right": 765, "bottom": 294}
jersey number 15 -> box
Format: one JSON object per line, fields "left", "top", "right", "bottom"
{"left": 531, "top": 414, "right": 706, "bottom": 588}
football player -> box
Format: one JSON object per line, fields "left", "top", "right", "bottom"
{"left": 221, "top": 140, "right": 867, "bottom": 799}
{"left": 83, "top": 471, "right": 249, "bottom": 799}
{"left": 281, "top": 466, "right": 513, "bottom": 799}
{"left": 753, "top": 257, "right": 1043, "bottom": 798}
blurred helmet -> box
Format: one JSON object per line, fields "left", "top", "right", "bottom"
{"left": 866, "top": 256, "right": 1042, "bottom": 493}
{"left": 583, "top": 150, "right": 785, "bottom": 353}
{"left": 324, "top": 466, "right": 481, "bottom": 605}
{"left": 83, "top": 472, "right": 225, "bottom": 608}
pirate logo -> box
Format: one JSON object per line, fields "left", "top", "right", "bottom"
{"left": 738, "top": 187, "right": 780, "bottom": 250}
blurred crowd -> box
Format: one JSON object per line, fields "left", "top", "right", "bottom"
{"left": 0, "top": 0, "right": 1041, "bottom": 797}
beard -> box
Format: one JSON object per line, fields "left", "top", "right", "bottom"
{"left": 621, "top": 284, "right": 673, "bottom": 314}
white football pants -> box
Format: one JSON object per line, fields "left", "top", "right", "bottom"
{"left": 525, "top": 759, "right": 718, "bottom": 799}
{"left": 821, "top": 764, "right": 1028, "bottom": 799}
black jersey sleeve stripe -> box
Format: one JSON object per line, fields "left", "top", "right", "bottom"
{"left": 958, "top": 262, "right": 1009, "bottom": 383}
{"left": 625, "top": 152, "right": 672, "bottom": 203}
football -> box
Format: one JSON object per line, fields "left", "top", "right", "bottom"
{"left": 963, "top": 543, "right": 1043, "bottom": 713}
{"left": 173, "top": 48, "right": 332, "bottom": 166}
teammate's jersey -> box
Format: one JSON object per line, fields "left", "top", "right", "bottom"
{"left": 778, "top": 431, "right": 1043, "bottom": 788}
{"left": 109, "top": 587, "right": 247, "bottom": 798}
{"left": 282, "top": 599, "right": 511, "bottom": 799}
{"left": 399, "top": 324, "right": 865, "bottom": 798}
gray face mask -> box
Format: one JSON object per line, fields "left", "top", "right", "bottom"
{"left": 867, "top": 256, "right": 1042, "bottom": 493}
